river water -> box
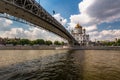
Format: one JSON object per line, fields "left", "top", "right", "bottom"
{"left": 0, "top": 50, "right": 120, "bottom": 80}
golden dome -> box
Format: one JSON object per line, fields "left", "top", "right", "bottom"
{"left": 83, "top": 28, "right": 86, "bottom": 31}
{"left": 75, "top": 24, "right": 82, "bottom": 28}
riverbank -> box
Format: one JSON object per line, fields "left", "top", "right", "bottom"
{"left": 0, "top": 45, "right": 55, "bottom": 50}
{"left": 0, "top": 45, "right": 120, "bottom": 50}
{"left": 71, "top": 46, "right": 120, "bottom": 50}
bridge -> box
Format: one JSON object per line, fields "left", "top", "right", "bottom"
{"left": 0, "top": 0, "right": 78, "bottom": 45}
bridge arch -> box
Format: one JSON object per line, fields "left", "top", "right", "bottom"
{"left": 0, "top": 0, "right": 78, "bottom": 45}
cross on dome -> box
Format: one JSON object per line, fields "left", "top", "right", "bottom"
{"left": 75, "top": 23, "right": 82, "bottom": 28}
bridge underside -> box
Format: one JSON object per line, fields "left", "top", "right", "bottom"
{"left": 0, "top": 0, "right": 78, "bottom": 45}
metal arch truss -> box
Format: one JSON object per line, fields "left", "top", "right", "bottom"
{"left": 1, "top": 0, "right": 65, "bottom": 35}
{"left": 3, "top": 0, "right": 59, "bottom": 27}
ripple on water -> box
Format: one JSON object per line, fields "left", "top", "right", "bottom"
{"left": 0, "top": 50, "right": 120, "bottom": 80}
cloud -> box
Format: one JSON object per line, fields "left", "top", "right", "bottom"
{"left": 0, "top": 18, "right": 13, "bottom": 31}
{"left": 85, "top": 0, "right": 120, "bottom": 23}
{"left": 85, "top": 25, "right": 97, "bottom": 32}
{"left": 0, "top": 17, "right": 65, "bottom": 42}
{"left": 78, "top": 0, "right": 120, "bottom": 25}
{"left": 69, "top": 0, "right": 95, "bottom": 27}
{"left": 69, "top": 0, "right": 120, "bottom": 41}
{"left": 0, "top": 18, "right": 13, "bottom": 27}
{"left": 53, "top": 13, "right": 67, "bottom": 26}
{"left": 89, "top": 29, "right": 120, "bottom": 41}
{"left": 69, "top": 0, "right": 120, "bottom": 26}
{"left": 0, "top": 26, "right": 65, "bottom": 42}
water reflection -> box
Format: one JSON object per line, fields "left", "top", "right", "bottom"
{"left": 0, "top": 50, "right": 120, "bottom": 80}
{"left": 0, "top": 50, "right": 81, "bottom": 80}
{"left": 81, "top": 50, "right": 120, "bottom": 80}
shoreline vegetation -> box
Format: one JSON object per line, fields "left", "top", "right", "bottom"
{"left": 0, "top": 38, "right": 120, "bottom": 50}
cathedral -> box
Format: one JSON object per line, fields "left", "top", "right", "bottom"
{"left": 71, "top": 24, "right": 89, "bottom": 46}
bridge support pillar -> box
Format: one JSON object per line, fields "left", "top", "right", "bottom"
{"left": 68, "top": 41, "right": 75, "bottom": 47}
{"left": 68, "top": 40, "right": 80, "bottom": 47}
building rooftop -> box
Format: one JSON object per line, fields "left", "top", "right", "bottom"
{"left": 75, "top": 24, "right": 82, "bottom": 28}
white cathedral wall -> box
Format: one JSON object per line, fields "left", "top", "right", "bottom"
{"left": 71, "top": 27, "right": 90, "bottom": 45}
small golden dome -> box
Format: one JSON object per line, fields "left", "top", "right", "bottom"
{"left": 83, "top": 28, "right": 86, "bottom": 31}
{"left": 75, "top": 24, "right": 82, "bottom": 28}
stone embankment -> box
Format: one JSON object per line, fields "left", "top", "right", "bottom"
{"left": 73, "top": 46, "right": 120, "bottom": 50}
{"left": 56, "top": 46, "right": 120, "bottom": 50}
{"left": 0, "top": 45, "right": 55, "bottom": 50}
{"left": 0, "top": 45, "right": 120, "bottom": 50}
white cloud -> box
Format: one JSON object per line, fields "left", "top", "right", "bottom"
{"left": 53, "top": 13, "right": 67, "bottom": 26}
{"left": 0, "top": 17, "right": 65, "bottom": 42}
{"left": 0, "top": 18, "right": 13, "bottom": 31}
{"left": 85, "top": 0, "right": 120, "bottom": 23}
{"left": 89, "top": 29, "right": 120, "bottom": 41}
{"left": 70, "top": 13, "right": 94, "bottom": 26}
{"left": 79, "top": 0, "right": 94, "bottom": 13}
{"left": 85, "top": 25, "right": 97, "bottom": 32}
{"left": 78, "top": 0, "right": 120, "bottom": 25}
{"left": 0, "top": 18, "right": 13, "bottom": 27}
{"left": 69, "top": 0, "right": 96, "bottom": 27}
{"left": 68, "top": 0, "right": 120, "bottom": 41}
{"left": 0, "top": 26, "right": 65, "bottom": 42}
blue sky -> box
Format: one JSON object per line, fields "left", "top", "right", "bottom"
{"left": 38, "top": 0, "right": 120, "bottom": 30}
{"left": 38, "top": 0, "right": 80, "bottom": 19}
{"left": 0, "top": 0, "right": 120, "bottom": 41}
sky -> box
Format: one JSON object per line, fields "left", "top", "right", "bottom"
{"left": 0, "top": 0, "right": 120, "bottom": 41}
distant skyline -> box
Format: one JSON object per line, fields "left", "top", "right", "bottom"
{"left": 0, "top": 0, "right": 120, "bottom": 41}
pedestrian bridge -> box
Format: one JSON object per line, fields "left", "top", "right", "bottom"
{"left": 0, "top": 0, "right": 78, "bottom": 45}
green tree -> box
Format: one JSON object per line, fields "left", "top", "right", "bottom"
{"left": 45, "top": 40, "right": 52, "bottom": 45}
{"left": 29, "top": 41, "right": 34, "bottom": 46}
{"left": 34, "top": 39, "right": 45, "bottom": 45}
{"left": 6, "top": 39, "right": 18, "bottom": 46}
{"left": 61, "top": 41, "right": 65, "bottom": 45}
{"left": 12, "top": 40, "right": 18, "bottom": 46}
{"left": 54, "top": 41, "right": 61, "bottom": 45}
{"left": 6, "top": 39, "right": 12, "bottom": 44}
{"left": 116, "top": 39, "right": 120, "bottom": 46}
{"left": 19, "top": 39, "right": 30, "bottom": 45}
{"left": 102, "top": 41, "right": 115, "bottom": 46}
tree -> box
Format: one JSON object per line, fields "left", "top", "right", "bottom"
{"left": 101, "top": 41, "right": 115, "bottom": 46}
{"left": 6, "top": 39, "right": 18, "bottom": 46}
{"left": 116, "top": 39, "right": 120, "bottom": 46}
{"left": 19, "top": 39, "right": 30, "bottom": 45}
{"left": 54, "top": 41, "right": 61, "bottom": 45}
{"left": 29, "top": 41, "right": 34, "bottom": 46}
{"left": 45, "top": 40, "right": 52, "bottom": 45}
{"left": 34, "top": 39, "right": 45, "bottom": 45}
{"left": 12, "top": 40, "right": 18, "bottom": 46}
{"left": 61, "top": 41, "right": 65, "bottom": 45}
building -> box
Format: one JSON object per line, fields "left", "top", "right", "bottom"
{"left": 71, "top": 24, "right": 89, "bottom": 46}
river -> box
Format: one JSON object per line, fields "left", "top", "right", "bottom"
{"left": 0, "top": 50, "right": 120, "bottom": 80}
